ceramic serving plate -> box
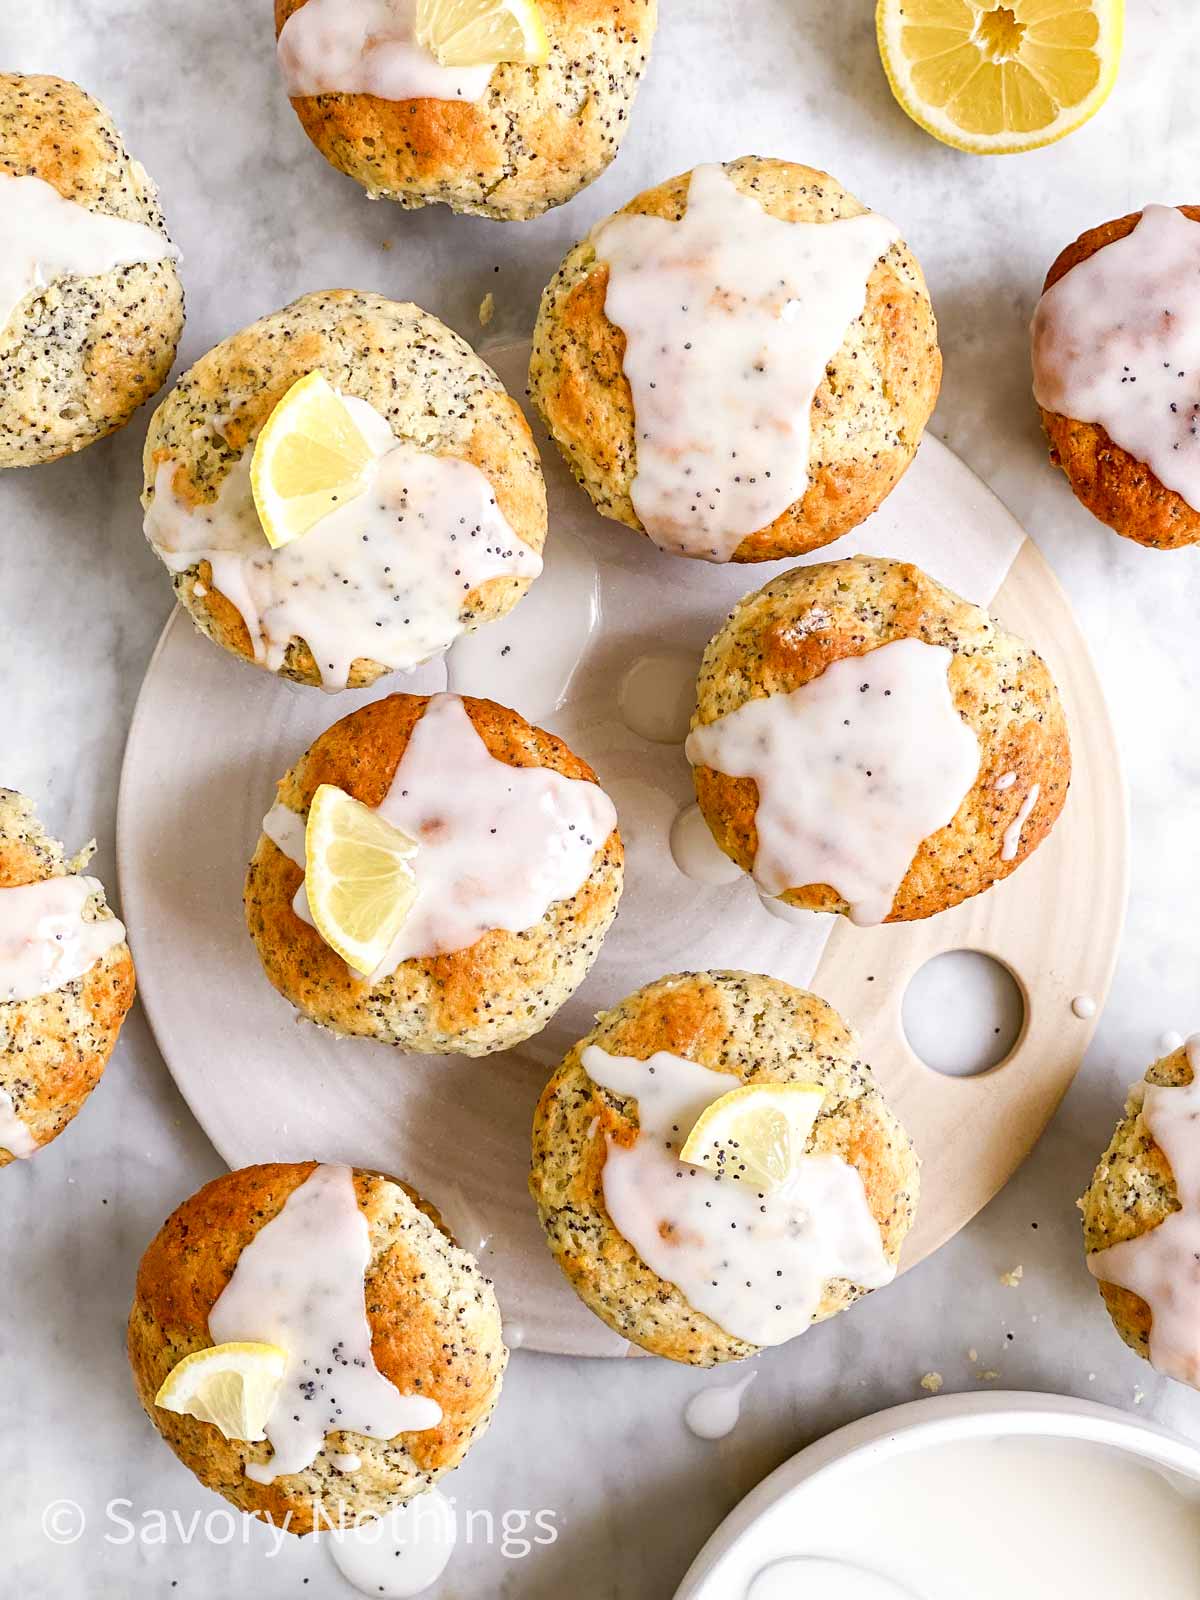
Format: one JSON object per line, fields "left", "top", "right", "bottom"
{"left": 116, "top": 344, "right": 1127, "bottom": 1357}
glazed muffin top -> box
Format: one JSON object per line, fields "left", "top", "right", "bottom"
{"left": 0, "top": 72, "right": 183, "bottom": 468}
{"left": 686, "top": 556, "right": 1071, "bottom": 924}
{"left": 245, "top": 691, "right": 623, "bottom": 1056}
{"left": 275, "top": 0, "right": 658, "bottom": 221}
{"left": 531, "top": 970, "right": 919, "bottom": 1365}
{"left": 1081, "top": 1039, "right": 1200, "bottom": 1383}
{"left": 128, "top": 1162, "right": 507, "bottom": 1532}
{"left": 0, "top": 788, "right": 135, "bottom": 1166}
{"left": 1032, "top": 204, "right": 1200, "bottom": 551}
{"left": 142, "top": 290, "right": 547, "bottom": 690}
{"left": 529, "top": 156, "right": 940, "bottom": 562}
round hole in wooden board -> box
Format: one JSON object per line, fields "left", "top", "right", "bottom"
{"left": 115, "top": 343, "right": 1127, "bottom": 1358}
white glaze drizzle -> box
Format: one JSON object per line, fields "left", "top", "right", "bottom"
{"left": 278, "top": 0, "right": 492, "bottom": 103}
{"left": 208, "top": 1163, "right": 442, "bottom": 1483}
{"left": 594, "top": 163, "right": 899, "bottom": 560}
{"left": 1032, "top": 205, "right": 1200, "bottom": 513}
{"left": 1088, "top": 1037, "right": 1200, "bottom": 1386}
{"left": 328, "top": 1487, "right": 458, "bottom": 1598}
{"left": 0, "top": 1086, "right": 38, "bottom": 1160}
{"left": 145, "top": 394, "right": 540, "bottom": 692}
{"left": 263, "top": 695, "right": 616, "bottom": 978}
{"left": 1160, "top": 1031, "right": 1186, "bottom": 1057}
{"left": 669, "top": 802, "right": 744, "bottom": 887}
{"left": 0, "top": 171, "right": 179, "bottom": 335}
{"left": 582, "top": 1046, "right": 893, "bottom": 1347}
{"left": 684, "top": 638, "right": 979, "bottom": 925}
{"left": 683, "top": 1370, "right": 757, "bottom": 1440}
{"left": 1001, "top": 783, "right": 1040, "bottom": 863}
{"left": 0, "top": 875, "right": 125, "bottom": 1004}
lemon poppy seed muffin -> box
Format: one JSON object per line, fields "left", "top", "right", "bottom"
{"left": 1032, "top": 206, "right": 1200, "bottom": 550}
{"left": 245, "top": 692, "right": 623, "bottom": 1055}
{"left": 0, "top": 73, "right": 184, "bottom": 468}
{"left": 530, "top": 970, "right": 919, "bottom": 1365}
{"left": 0, "top": 789, "right": 135, "bottom": 1165}
{"left": 274, "top": 0, "right": 658, "bottom": 221}
{"left": 128, "top": 1162, "right": 507, "bottom": 1531}
{"left": 1080, "top": 1040, "right": 1200, "bottom": 1379}
{"left": 142, "top": 289, "right": 547, "bottom": 691}
{"left": 686, "top": 555, "right": 1071, "bottom": 925}
{"left": 529, "top": 156, "right": 941, "bottom": 562}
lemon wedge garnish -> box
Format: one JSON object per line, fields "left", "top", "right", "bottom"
{"left": 250, "top": 372, "right": 376, "bottom": 551}
{"left": 876, "top": 0, "right": 1123, "bottom": 155}
{"left": 679, "top": 1082, "right": 826, "bottom": 1193}
{"left": 416, "top": 0, "right": 550, "bottom": 68}
{"left": 305, "top": 783, "right": 419, "bottom": 978}
{"left": 154, "top": 1341, "right": 287, "bottom": 1442}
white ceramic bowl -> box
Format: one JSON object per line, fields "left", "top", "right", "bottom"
{"left": 674, "top": 1391, "right": 1200, "bottom": 1599}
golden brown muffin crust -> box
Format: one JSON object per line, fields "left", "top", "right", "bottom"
{"left": 689, "top": 556, "right": 1071, "bottom": 923}
{"left": 244, "top": 694, "right": 623, "bottom": 1054}
{"left": 142, "top": 289, "right": 546, "bottom": 688}
{"left": 1037, "top": 206, "right": 1200, "bottom": 551}
{"left": 530, "top": 970, "right": 920, "bottom": 1364}
{"left": 529, "top": 156, "right": 941, "bottom": 561}
{"left": 1080, "top": 1045, "right": 1194, "bottom": 1364}
{"left": 274, "top": 0, "right": 657, "bottom": 220}
{"left": 0, "top": 789, "right": 135, "bottom": 1165}
{"left": 0, "top": 73, "right": 184, "bottom": 467}
{"left": 128, "top": 1162, "right": 507, "bottom": 1531}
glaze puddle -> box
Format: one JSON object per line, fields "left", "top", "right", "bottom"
{"left": 145, "top": 395, "right": 541, "bottom": 691}
{"left": 582, "top": 1046, "right": 893, "bottom": 1346}
{"left": 328, "top": 1488, "right": 457, "bottom": 1597}
{"left": 684, "top": 1370, "right": 757, "bottom": 1440}
{"left": 0, "top": 875, "right": 124, "bottom": 1003}
{"left": 617, "top": 651, "right": 698, "bottom": 743}
{"left": 208, "top": 1164, "right": 442, "bottom": 1483}
{"left": 1033, "top": 204, "right": 1200, "bottom": 513}
{"left": 685, "top": 638, "right": 979, "bottom": 924}
{"left": 594, "top": 163, "right": 898, "bottom": 560}
{"left": 749, "top": 1559, "right": 919, "bottom": 1600}
{"left": 0, "top": 171, "right": 179, "bottom": 333}
{"left": 669, "top": 802, "right": 743, "bottom": 886}
{"left": 278, "top": 0, "right": 492, "bottom": 102}
{"left": 0, "top": 1086, "right": 37, "bottom": 1160}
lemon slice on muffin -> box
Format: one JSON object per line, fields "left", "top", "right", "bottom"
{"left": 155, "top": 1342, "right": 287, "bottom": 1442}
{"left": 251, "top": 372, "right": 376, "bottom": 550}
{"left": 876, "top": 0, "right": 1123, "bottom": 155}
{"left": 417, "top": 0, "right": 550, "bottom": 68}
{"left": 305, "top": 785, "right": 419, "bottom": 978}
{"left": 680, "top": 1083, "right": 826, "bottom": 1192}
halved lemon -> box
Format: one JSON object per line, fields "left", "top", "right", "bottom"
{"left": 305, "top": 783, "right": 419, "bottom": 978}
{"left": 679, "top": 1082, "right": 826, "bottom": 1193}
{"left": 416, "top": 0, "right": 550, "bottom": 68}
{"left": 876, "top": 0, "right": 1124, "bottom": 155}
{"left": 250, "top": 372, "right": 375, "bottom": 551}
{"left": 155, "top": 1342, "right": 287, "bottom": 1442}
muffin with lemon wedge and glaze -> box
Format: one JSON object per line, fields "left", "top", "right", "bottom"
{"left": 129, "top": 1161, "right": 507, "bottom": 1531}
{"left": 529, "top": 155, "right": 940, "bottom": 563}
{"left": 245, "top": 690, "right": 622, "bottom": 1055}
{"left": 685, "top": 555, "right": 1070, "bottom": 925}
{"left": 142, "top": 289, "right": 546, "bottom": 691}
{"left": 0, "top": 72, "right": 184, "bottom": 468}
{"left": 0, "top": 788, "right": 135, "bottom": 1166}
{"left": 530, "top": 969, "right": 919, "bottom": 1365}
{"left": 275, "top": 0, "right": 658, "bottom": 221}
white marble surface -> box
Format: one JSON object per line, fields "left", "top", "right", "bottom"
{"left": 3, "top": 2, "right": 1200, "bottom": 1595}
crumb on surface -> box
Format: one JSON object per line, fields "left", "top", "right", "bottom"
{"left": 919, "top": 1371, "right": 943, "bottom": 1394}
{"left": 479, "top": 292, "right": 495, "bottom": 326}
{"left": 1000, "top": 1264, "right": 1024, "bottom": 1287}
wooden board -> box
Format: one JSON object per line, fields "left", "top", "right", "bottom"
{"left": 116, "top": 391, "right": 1127, "bottom": 1357}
